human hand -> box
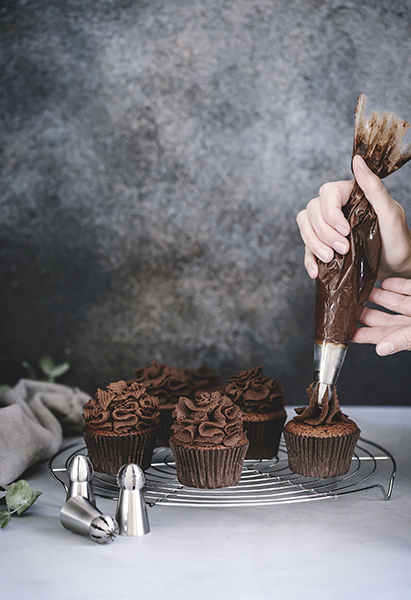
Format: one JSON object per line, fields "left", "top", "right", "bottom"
{"left": 296, "top": 155, "right": 411, "bottom": 279}
{"left": 353, "top": 278, "right": 411, "bottom": 355}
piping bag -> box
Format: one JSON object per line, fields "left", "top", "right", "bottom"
{"left": 314, "top": 94, "right": 411, "bottom": 404}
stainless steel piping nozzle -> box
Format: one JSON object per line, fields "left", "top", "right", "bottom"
{"left": 314, "top": 341, "right": 348, "bottom": 406}
{"left": 60, "top": 496, "right": 119, "bottom": 544}
{"left": 115, "top": 464, "right": 150, "bottom": 537}
{"left": 66, "top": 454, "right": 95, "bottom": 504}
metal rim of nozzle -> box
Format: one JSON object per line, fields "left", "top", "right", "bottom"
{"left": 314, "top": 341, "right": 348, "bottom": 406}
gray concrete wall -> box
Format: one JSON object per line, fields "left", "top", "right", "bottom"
{"left": 1, "top": 0, "right": 411, "bottom": 405}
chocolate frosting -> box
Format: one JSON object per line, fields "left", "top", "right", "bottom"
{"left": 172, "top": 391, "right": 246, "bottom": 447}
{"left": 133, "top": 361, "right": 191, "bottom": 405}
{"left": 293, "top": 383, "right": 348, "bottom": 426}
{"left": 133, "top": 360, "right": 223, "bottom": 405}
{"left": 83, "top": 380, "right": 159, "bottom": 434}
{"left": 184, "top": 365, "right": 224, "bottom": 396}
{"left": 225, "top": 366, "right": 285, "bottom": 414}
{"left": 315, "top": 94, "right": 411, "bottom": 346}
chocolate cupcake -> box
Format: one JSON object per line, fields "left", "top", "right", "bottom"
{"left": 283, "top": 383, "right": 360, "bottom": 478}
{"left": 184, "top": 365, "right": 224, "bottom": 396}
{"left": 170, "top": 391, "right": 249, "bottom": 489}
{"left": 133, "top": 361, "right": 223, "bottom": 446}
{"left": 82, "top": 380, "right": 160, "bottom": 474}
{"left": 225, "top": 367, "right": 286, "bottom": 459}
{"left": 133, "top": 361, "right": 191, "bottom": 447}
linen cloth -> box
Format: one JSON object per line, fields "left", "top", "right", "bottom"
{"left": 0, "top": 379, "right": 89, "bottom": 486}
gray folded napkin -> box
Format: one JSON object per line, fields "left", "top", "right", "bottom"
{"left": 0, "top": 379, "right": 90, "bottom": 486}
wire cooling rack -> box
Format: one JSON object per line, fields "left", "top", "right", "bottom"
{"left": 49, "top": 436, "right": 396, "bottom": 508}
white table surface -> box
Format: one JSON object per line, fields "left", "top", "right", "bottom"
{"left": 2, "top": 406, "right": 411, "bottom": 600}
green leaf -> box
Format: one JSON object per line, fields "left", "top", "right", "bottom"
{"left": 0, "top": 509, "right": 11, "bottom": 529}
{"left": 5, "top": 480, "right": 42, "bottom": 516}
{"left": 48, "top": 362, "right": 70, "bottom": 381}
{"left": 38, "top": 355, "right": 55, "bottom": 376}
{"left": 21, "top": 361, "right": 38, "bottom": 380}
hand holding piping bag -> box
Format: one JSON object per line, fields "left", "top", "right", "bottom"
{"left": 297, "top": 149, "right": 411, "bottom": 357}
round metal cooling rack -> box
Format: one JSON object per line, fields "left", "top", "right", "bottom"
{"left": 49, "top": 436, "right": 396, "bottom": 508}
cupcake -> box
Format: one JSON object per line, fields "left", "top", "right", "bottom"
{"left": 225, "top": 366, "right": 286, "bottom": 459}
{"left": 132, "top": 360, "right": 223, "bottom": 446}
{"left": 132, "top": 361, "right": 191, "bottom": 447}
{"left": 184, "top": 365, "right": 224, "bottom": 396}
{"left": 169, "top": 391, "right": 249, "bottom": 489}
{"left": 283, "top": 383, "right": 360, "bottom": 478}
{"left": 82, "top": 380, "right": 160, "bottom": 474}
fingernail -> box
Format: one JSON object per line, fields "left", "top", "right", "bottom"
{"left": 377, "top": 342, "right": 395, "bottom": 356}
{"left": 334, "top": 241, "right": 348, "bottom": 254}
{"left": 336, "top": 224, "right": 350, "bottom": 236}
{"left": 317, "top": 248, "right": 332, "bottom": 263}
{"left": 307, "top": 265, "right": 317, "bottom": 279}
{"left": 355, "top": 155, "right": 368, "bottom": 171}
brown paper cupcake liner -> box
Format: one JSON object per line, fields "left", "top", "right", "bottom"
{"left": 283, "top": 426, "right": 360, "bottom": 478}
{"left": 83, "top": 427, "right": 157, "bottom": 474}
{"left": 244, "top": 414, "right": 287, "bottom": 459}
{"left": 169, "top": 439, "right": 249, "bottom": 489}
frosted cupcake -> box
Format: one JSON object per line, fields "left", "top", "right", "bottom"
{"left": 283, "top": 383, "right": 360, "bottom": 478}
{"left": 170, "top": 391, "right": 249, "bottom": 489}
{"left": 225, "top": 367, "right": 286, "bottom": 459}
{"left": 83, "top": 380, "right": 160, "bottom": 473}
{"left": 133, "top": 360, "right": 222, "bottom": 446}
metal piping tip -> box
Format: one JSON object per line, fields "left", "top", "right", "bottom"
{"left": 314, "top": 341, "right": 348, "bottom": 406}
{"left": 60, "top": 496, "right": 118, "bottom": 544}
{"left": 115, "top": 464, "right": 150, "bottom": 537}
{"left": 316, "top": 382, "right": 331, "bottom": 407}
{"left": 66, "top": 455, "right": 95, "bottom": 504}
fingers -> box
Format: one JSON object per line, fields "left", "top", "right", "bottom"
{"left": 353, "top": 316, "right": 411, "bottom": 354}
{"left": 354, "top": 277, "right": 411, "bottom": 355}
{"left": 380, "top": 277, "right": 411, "bottom": 295}
{"left": 296, "top": 179, "right": 353, "bottom": 275}
{"left": 317, "top": 180, "right": 353, "bottom": 235}
{"left": 352, "top": 155, "right": 411, "bottom": 278}
{"left": 367, "top": 285, "right": 411, "bottom": 318}
{"left": 304, "top": 247, "right": 318, "bottom": 279}
{"left": 297, "top": 207, "right": 334, "bottom": 264}
{"left": 358, "top": 306, "right": 411, "bottom": 329}
{"left": 352, "top": 155, "right": 395, "bottom": 217}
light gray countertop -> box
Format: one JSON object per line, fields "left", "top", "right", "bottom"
{"left": 2, "top": 406, "right": 411, "bottom": 600}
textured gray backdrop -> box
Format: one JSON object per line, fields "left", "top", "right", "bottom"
{"left": 1, "top": 0, "right": 411, "bottom": 405}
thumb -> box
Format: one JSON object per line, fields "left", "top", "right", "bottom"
{"left": 376, "top": 326, "right": 411, "bottom": 356}
{"left": 352, "top": 155, "right": 395, "bottom": 217}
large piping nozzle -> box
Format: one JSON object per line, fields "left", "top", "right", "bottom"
{"left": 66, "top": 454, "right": 95, "bottom": 504}
{"left": 115, "top": 464, "right": 150, "bottom": 536}
{"left": 314, "top": 341, "right": 348, "bottom": 406}
{"left": 60, "top": 496, "right": 119, "bottom": 544}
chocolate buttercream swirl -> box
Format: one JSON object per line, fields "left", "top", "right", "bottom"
{"left": 133, "top": 360, "right": 191, "bottom": 405}
{"left": 133, "top": 361, "right": 223, "bottom": 406}
{"left": 184, "top": 365, "right": 224, "bottom": 396}
{"left": 172, "top": 391, "right": 246, "bottom": 447}
{"left": 225, "top": 366, "right": 285, "bottom": 414}
{"left": 293, "top": 383, "right": 348, "bottom": 426}
{"left": 83, "top": 380, "right": 159, "bottom": 434}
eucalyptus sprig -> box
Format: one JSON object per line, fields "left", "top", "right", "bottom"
{"left": 0, "top": 480, "right": 42, "bottom": 528}
{"left": 22, "top": 355, "right": 70, "bottom": 383}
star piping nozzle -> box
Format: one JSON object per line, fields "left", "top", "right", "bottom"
{"left": 60, "top": 496, "right": 119, "bottom": 544}
{"left": 313, "top": 341, "right": 348, "bottom": 406}
{"left": 115, "top": 464, "right": 150, "bottom": 536}
{"left": 66, "top": 454, "right": 95, "bottom": 504}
